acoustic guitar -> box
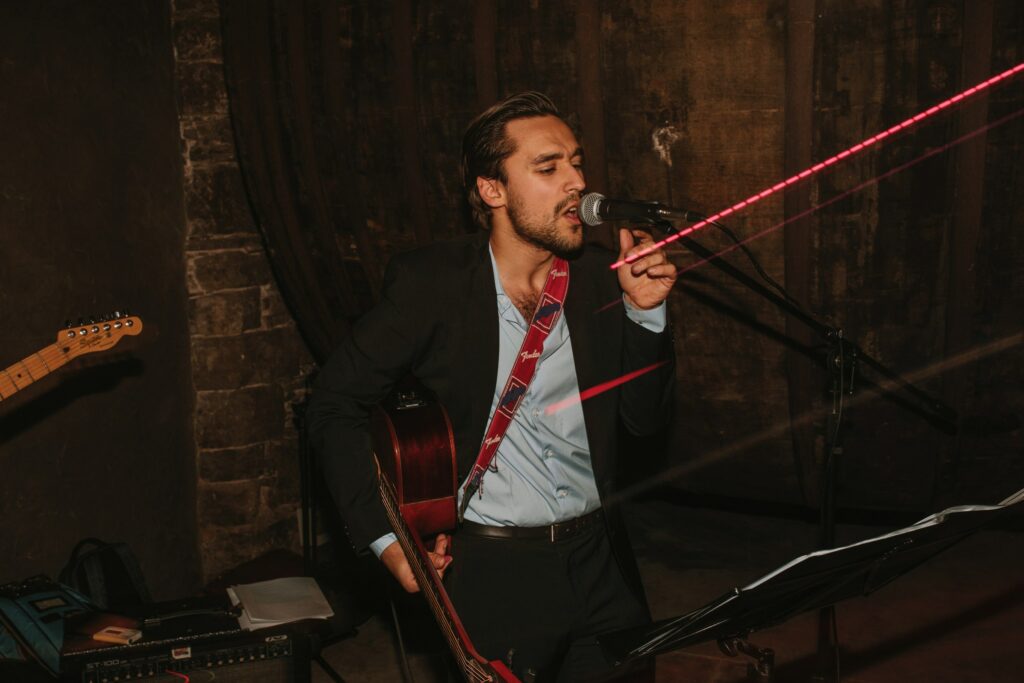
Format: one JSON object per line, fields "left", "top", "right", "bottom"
{"left": 0, "top": 314, "right": 143, "bottom": 403}
{"left": 371, "top": 391, "right": 519, "bottom": 683}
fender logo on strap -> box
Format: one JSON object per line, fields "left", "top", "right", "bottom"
{"left": 461, "top": 256, "right": 569, "bottom": 517}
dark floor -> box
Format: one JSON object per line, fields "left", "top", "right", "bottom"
{"left": 314, "top": 498, "right": 1024, "bottom": 682}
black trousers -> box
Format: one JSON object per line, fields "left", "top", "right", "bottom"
{"left": 444, "top": 520, "right": 652, "bottom": 682}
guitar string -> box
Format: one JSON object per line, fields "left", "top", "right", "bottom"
{"left": 379, "top": 478, "right": 506, "bottom": 682}
{"left": 9, "top": 319, "right": 138, "bottom": 387}
{"left": 3, "top": 343, "right": 71, "bottom": 388}
{"left": 1, "top": 321, "right": 142, "bottom": 398}
{"left": 379, "top": 479, "right": 503, "bottom": 682}
{"left": 381, "top": 494, "right": 494, "bottom": 683}
{"left": 1, "top": 346, "right": 58, "bottom": 394}
{"left": 0, "top": 328, "right": 119, "bottom": 395}
{"left": 34, "top": 347, "right": 54, "bottom": 373}
{"left": 379, "top": 479, "right": 474, "bottom": 673}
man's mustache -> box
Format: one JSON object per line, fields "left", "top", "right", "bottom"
{"left": 554, "top": 192, "right": 581, "bottom": 215}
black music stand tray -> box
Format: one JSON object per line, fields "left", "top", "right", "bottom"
{"left": 598, "top": 488, "right": 1024, "bottom": 677}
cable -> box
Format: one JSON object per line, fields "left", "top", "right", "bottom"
{"left": 701, "top": 214, "right": 810, "bottom": 313}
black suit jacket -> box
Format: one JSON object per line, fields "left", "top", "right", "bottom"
{"left": 306, "top": 232, "right": 674, "bottom": 598}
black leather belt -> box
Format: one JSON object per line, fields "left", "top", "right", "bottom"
{"left": 460, "top": 508, "right": 604, "bottom": 543}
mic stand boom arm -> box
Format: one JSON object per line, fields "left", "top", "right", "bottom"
{"left": 651, "top": 220, "right": 957, "bottom": 432}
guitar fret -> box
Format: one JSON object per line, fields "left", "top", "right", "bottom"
{"left": 380, "top": 489, "right": 471, "bottom": 670}
{"left": 1, "top": 368, "right": 25, "bottom": 390}
{"left": 0, "top": 344, "right": 62, "bottom": 398}
{"left": 0, "top": 318, "right": 142, "bottom": 404}
{"left": 380, "top": 495, "right": 460, "bottom": 637}
{"left": 18, "top": 360, "right": 38, "bottom": 382}
{"left": 32, "top": 350, "right": 53, "bottom": 373}
{"left": 375, "top": 402, "right": 514, "bottom": 683}
{"left": 40, "top": 344, "right": 71, "bottom": 369}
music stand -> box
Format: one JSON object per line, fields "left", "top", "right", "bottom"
{"left": 598, "top": 488, "right": 1024, "bottom": 677}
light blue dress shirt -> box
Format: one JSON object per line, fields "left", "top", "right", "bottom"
{"left": 370, "top": 246, "right": 665, "bottom": 556}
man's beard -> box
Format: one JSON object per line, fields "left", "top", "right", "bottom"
{"left": 507, "top": 193, "right": 584, "bottom": 260}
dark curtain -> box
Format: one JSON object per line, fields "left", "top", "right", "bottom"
{"left": 220, "top": 0, "right": 384, "bottom": 363}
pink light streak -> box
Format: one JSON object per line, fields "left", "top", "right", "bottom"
{"left": 611, "top": 61, "right": 1024, "bottom": 270}
{"left": 544, "top": 360, "right": 669, "bottom": 415}
{"left": 675, "top": 104, "right": 1024, "bottom": 278}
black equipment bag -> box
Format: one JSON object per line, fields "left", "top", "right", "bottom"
{"left": 58, "top": 538, "right": 152, "bottom": 612}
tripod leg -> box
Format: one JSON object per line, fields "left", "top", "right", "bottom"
{"left": 313, "top": 653, "right": 349, "bottom": 683}
{"left": 389, "top": 596, "right": 417, "bottom": 683}
{"left": 813, "top": 605, "right": 839, "bottom": 683}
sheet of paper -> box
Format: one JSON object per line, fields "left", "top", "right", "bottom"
{"left": 227, "top": 576, "right": 333, "bottom": 630}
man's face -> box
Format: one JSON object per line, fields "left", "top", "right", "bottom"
{"left": 499, "top": 115, "right": 585, "bottom": 259}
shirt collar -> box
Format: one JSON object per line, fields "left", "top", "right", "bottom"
{"left": 488, "top": 243, "right": 517, "bottom": 318}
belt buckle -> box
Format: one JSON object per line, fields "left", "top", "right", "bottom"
{"left": 550, "top": 524, "right": 556, "bottom": 543}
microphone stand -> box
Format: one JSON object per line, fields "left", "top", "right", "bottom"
{"left": 647, "top": 218, "right": 957, "bottom": 682}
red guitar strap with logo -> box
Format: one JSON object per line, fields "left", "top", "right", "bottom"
{"left": 458, "top": 257, "right": 570, "bottom": 520}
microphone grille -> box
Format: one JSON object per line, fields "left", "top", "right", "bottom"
{"left": 578, "top": 192, "right": 605, "bottom": 226}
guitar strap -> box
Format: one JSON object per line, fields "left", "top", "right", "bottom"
{"left": 458, "top": 257, "right": 570, "bottom": 521}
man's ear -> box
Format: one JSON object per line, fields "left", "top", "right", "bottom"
{"left": 477, "top": 177, "right": 506, "bottom": 209}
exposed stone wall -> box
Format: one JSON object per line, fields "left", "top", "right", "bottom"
{"left": 171, "top": 0, "right": 313, "bottom": 581}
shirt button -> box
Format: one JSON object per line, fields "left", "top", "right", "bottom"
{"left": 556, "top": 487, "right": 569, "bottom": 498}
{"left": 543, "top": 448, "right": 554, "bottom": 459}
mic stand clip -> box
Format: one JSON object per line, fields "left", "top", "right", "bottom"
{"left": 718, "top": 636, "right": 775, "bottom": 681}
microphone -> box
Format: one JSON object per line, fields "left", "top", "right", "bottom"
{"left": 578, "top": 192, "right": 703, "bottom": 227}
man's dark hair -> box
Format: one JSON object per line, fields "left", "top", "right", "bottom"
{"left": 462, "top": 91, "right": 561, "bottom": 231}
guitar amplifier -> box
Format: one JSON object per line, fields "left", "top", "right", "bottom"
{"left": 60, "top": 598, "right": 311, "bottom": 683}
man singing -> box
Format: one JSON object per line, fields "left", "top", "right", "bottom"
{"left": 308, "top": 91, "right": 677, "bottom": 681}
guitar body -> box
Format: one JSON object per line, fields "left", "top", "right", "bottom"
{"left": 372, "top": 392, "right": 520, "bottom": 683}
{"left": 371, "top": 394, "right": 458, "bottom": 537}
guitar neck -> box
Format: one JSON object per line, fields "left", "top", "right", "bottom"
{"left": 378, "top": 474, "right": 517, "bottom": 683}
{"left": 0, "top": 343, "right": 71, "bottom": 402}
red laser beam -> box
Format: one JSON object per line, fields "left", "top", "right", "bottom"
{"left": 544, "top": 360, "right": 669, "bottom": 415}
{"left": 603, "top": 331, "right": 1023, "bottom": 506}
{"left": 611, "top": 61, "right": 1024, "bottom": 270}
{"left": 594, "top": 297, "right": 624, "bottom": 314}
{"left": 675, "top": 104, "right": 1024, "bottom": 278}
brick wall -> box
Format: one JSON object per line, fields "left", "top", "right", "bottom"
{"left": 171, "top": 0, "right": 313, "bottom": 581}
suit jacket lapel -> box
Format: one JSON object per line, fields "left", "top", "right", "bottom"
{"left": 459, "top": 234, "right": 499, "bottom": 474}
{"left": 564, "top": 256, "right": 601, "bottom": 454}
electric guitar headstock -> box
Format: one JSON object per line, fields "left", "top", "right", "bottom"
{"left": 0, "top": 312, "right": 144, "bottom": 403}
{"left": 57, "top": 312, "right": 143, "bottom": 361}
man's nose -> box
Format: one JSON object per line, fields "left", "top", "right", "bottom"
{"left": 565, "top": 166, "right": 585, "bottom": 193}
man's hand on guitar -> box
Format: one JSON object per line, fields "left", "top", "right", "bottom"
{"left": 380, "top": 534, "right": 453, "bottom": 593}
